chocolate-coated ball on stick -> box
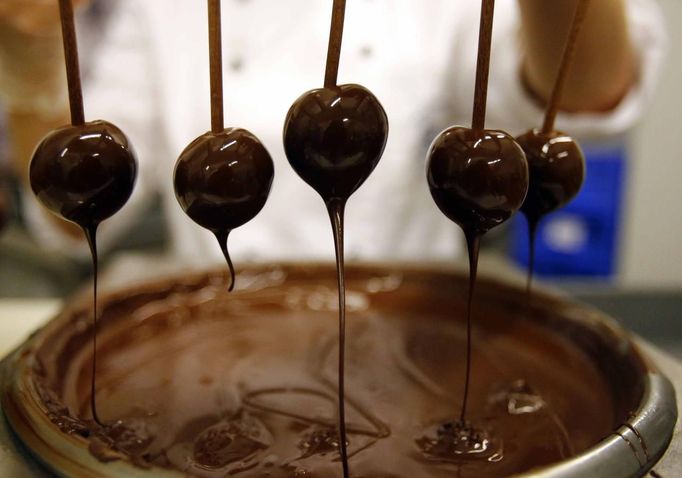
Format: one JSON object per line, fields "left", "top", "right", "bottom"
{"left": 516, "top": 129, "right": 584, "bottom": 224}
{"left": 173, "top": 0, "right": 274, "bottom": 291}
{"left": 517, "top": 0, "right": 590, "bottom": 294}
{"left": 30, "top": 121, "right": 137, "bottom": 228}
{"left": 174, "top": 128, "right": 273, "bottom": 291}
{"left": 284, "top": 83, "right": 387, "bottom": 202}
{"left": 283, "top": 1, "right": 388, "bottom": 476}
{"left": 28, "top": 0, "right": 137, "bottom": 427}
{"left": 423, "top": 0, "right": 528, "bottom": 455}
{"left": 428, "top": 127, "right": 528, "bottom": 237}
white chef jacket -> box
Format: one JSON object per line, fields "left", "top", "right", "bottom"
{"left": 24, "top": 0, "right": 666, "bottom": 266}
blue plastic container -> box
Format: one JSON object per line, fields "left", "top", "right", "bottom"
{"left": 511, "top": 141, "right": 627, "bottom": 278}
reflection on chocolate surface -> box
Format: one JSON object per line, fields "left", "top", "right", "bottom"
{"left": 17, "top": 265, "right": 645, "bottom": 477}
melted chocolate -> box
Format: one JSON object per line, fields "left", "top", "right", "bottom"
{"left": 283, "top": 83, "right": 388, "bottom": 475}
{"left": 23, "top": 266, "right": 634, "bottom": 477}
{"left": 173, "top": 128, "right": 274, "bottom": 290}
{"left": 29, "top": 119, "right": 137, "bottom": 424}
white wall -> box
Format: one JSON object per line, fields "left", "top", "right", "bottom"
{"left": 620, "top": 0, "right": 682, "bottom": 289}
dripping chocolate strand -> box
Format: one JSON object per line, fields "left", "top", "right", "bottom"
{"left": 57, "top": 0, "right": 84, "bottom": 126}
{"left": 208, "top": 0, "right": 224, "bottom": 133}
{"left": 541, "top": 0, "right": 591, "bottom": 134}
{"left": 460, "top": 232, "right": 480, "bottom": 422}
{"left": 525, "top": 218, "right": 538, "bottom": 301}
{"left": 83, "top": 225, "right": 102, "bottom": 426}
{"left": 282, "top": 2, "right": 386, "bottom": 474}
{"left": 459, "top": 0, "right": 496, "bottom": 424}
{"left": 324, "top": 0, "right": 347, "bottom": 88}
{"left": 471, "top": 0, "right": 496, "bottom": 132}
{"left": 58, "top": 0, "right": 101, "bottom": 426}
{"left": 327, "top": 198, "right": 350, "bottom": 478}
{"left": 214, "top": 230, "right": 235, "bottom": 292}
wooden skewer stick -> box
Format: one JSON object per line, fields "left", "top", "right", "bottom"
{"left": 58, "top": 0, "right": 85, "bottom": 126}
{"left": 324, "top": 0, "right": 347, "bottom": 88}
{"left": 208, "top": 0, "right": 224, "bottom": 133}
{"left": 471, "top": 0, "right": 496, "bottom": 132}
{"left": 542, "top": 0, "right": 591, "bottom": 134}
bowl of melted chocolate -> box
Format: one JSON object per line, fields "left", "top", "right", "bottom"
{"left": 1, "top": 263, "right": 676, "bottom": 477}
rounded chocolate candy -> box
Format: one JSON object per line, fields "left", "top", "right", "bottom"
{"left": 29, "top": 120, "right": 137, "bottom": 228}
{"left": 283, "top": 83, "right": 388, "bottom": 202}
{"left": 516, "top": 129, "right": 585, "bottom": 222}
{"left": 427, "top": 127, "right": 529, "bottom": 235}
{"left": 173, "top": 128, "right": 274, "bottom": 233}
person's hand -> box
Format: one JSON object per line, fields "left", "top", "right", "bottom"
{"left": 0, "top": 0, "right": 88, "bottom": 115}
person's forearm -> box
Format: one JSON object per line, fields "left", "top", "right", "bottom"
{"left": 518, "top": 0, "right": 634, "bottom": 113}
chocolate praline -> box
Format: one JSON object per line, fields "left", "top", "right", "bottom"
{"left": 426, "top": 127, "right": 529, "bottom": 235}
{"left": 283, "top": 83, "right": 388, "bottom": 202}
{"left": 29, "top": 120, "right": 137, "bottom": 227}
{"left": 174, "top": 128, "right": 274, "bottom": 233}
{"left": 516, "top": 128, "right": 585, "bottom": 222}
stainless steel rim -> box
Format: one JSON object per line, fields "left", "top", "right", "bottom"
{"left": 520, "top": 373, "right": 677, "bottom": 477}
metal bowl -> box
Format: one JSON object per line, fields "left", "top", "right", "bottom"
{"left": 1, "top": 263, "right": 677, "bottom": 477}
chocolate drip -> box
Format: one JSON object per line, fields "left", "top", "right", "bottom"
{"left": 30, "top": 120, "right": 137, "bottom": 426}
{"left": 327, "top": 199, "right": 349, "bottom": 476}
{"left": 214, "top": 230, "right": 235, "bottom": 292}
{"left": 30, "top": 1, "right": 138, "bottom": 426}
{"left": 425, "top": 0, "right": 528, "bottom": 441}
{"left": 282, "top": 3, "right": 389, "bottom": 473}
{"left": 460, "top": 232, "right": 480, "bottom": 422}
{"left": 83, "top": 225, "right": 102, "bottom": 425}
{"left": 283, "top": 81, "right": 388, "bottom": 476}
{"left": 526, "top": 219, "right": 538, "bottom": 300}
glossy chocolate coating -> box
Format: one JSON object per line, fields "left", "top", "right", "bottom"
{"left": 29, "top": 120, "right": 137, "bottom": 227}
{"left": 516, "top": 129, "right": 585, "bottom": 222}
{"left": 283, "top": 84, "right": 388, "bottom": 201}
{"left": 173, "top": 128, "right": 274, "bottom": 233}
{"left": 426, "top": 127, "right": 529, "bottom": 235}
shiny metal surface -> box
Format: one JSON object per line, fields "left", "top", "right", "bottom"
{"left": 526, "top": 374, "right": 677, "bottom": 477}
